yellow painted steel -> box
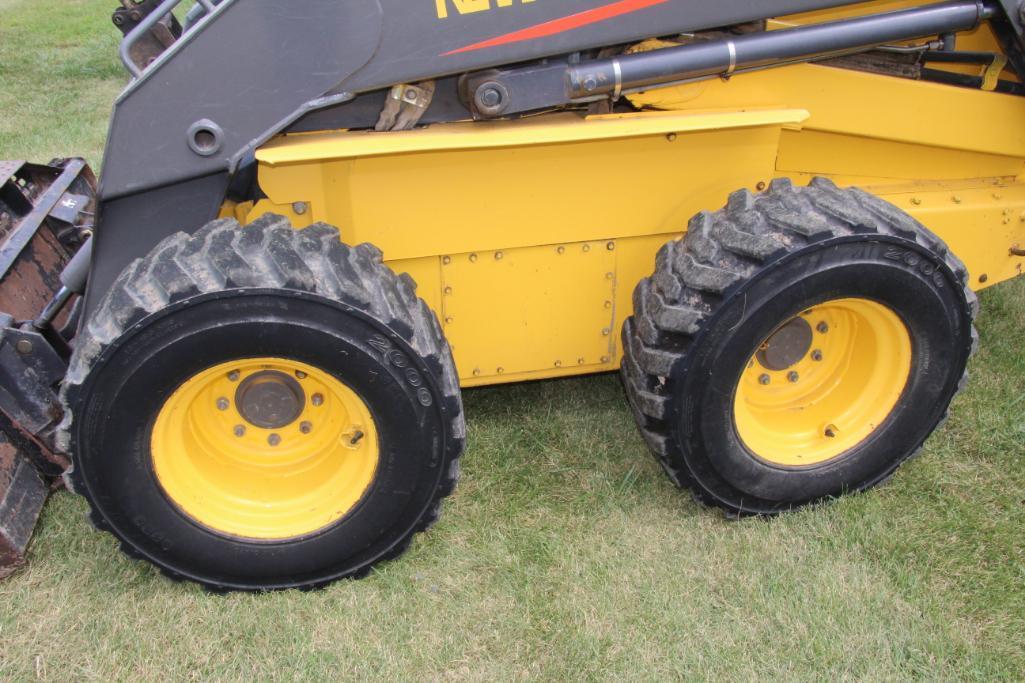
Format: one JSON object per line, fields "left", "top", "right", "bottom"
{"left": 151, "top": 358, "right": 378, "bottom": 540}
{"left": 734, "top": 299, "right": 913, "bottom": 467}
{"left": 242, "top": 3, "right": 1025, "bottom": 387}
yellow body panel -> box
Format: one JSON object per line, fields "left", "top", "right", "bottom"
{"left": 246, "top": 7, "right": 1025, "bottom": 387}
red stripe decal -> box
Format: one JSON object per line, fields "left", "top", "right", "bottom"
{"left": 443, "top": 0, "right": 670, "bottom": 56}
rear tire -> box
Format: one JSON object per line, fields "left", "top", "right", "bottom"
{"left": 60, "top": 214, "right": 464, "bottom": 591}
{"left": 622, "top": 178, "right": 977, "bottom": 515}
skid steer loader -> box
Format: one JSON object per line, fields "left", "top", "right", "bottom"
{"left": 2, "top": 0, "right": 1024, "bottom": 590}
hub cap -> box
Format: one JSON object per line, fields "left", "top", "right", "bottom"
{"left": 151, "top": 358, "right": 378, "bottom": 540}
{"left": 733, "top": 298, "right": 912, "bottom": 467}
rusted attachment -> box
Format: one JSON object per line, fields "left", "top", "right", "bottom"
{"left": 0, "top": 159, "right": 96, "bottom": 580}
{"left": 0, "top": 430, "right": 48, "bottom": 579}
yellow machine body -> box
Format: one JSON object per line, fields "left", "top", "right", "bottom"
{"left": 238, "top": 3, "right": 1025, "bottom": 388}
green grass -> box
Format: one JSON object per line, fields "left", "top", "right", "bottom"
{"left": 2, "top": 1, "right": 1024, "bottom": 679}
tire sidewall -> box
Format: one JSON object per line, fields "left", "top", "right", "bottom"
{"left": 71, "top": 289, "right": 453, "bottom": 589}
{"left": 671, "top": 236, "right": 973, "bottom": 511}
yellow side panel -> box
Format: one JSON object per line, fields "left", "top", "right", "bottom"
{"left": 442, "top": 242, "right": 616, "bottom": 385}
{"left": 256, "top": 111, "right": 800, "bottom": 262}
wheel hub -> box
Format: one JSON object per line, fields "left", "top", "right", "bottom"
{"left": 235, "top": 370, "right": 306, "bottom": 429}
{"left": 756, "top": 317, "right": 813, "bottom": 371}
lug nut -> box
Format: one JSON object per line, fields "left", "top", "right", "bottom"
{"left": 759, "top": 374, "right": 771, "bottom": 385}
{"left": 788, "top": 371, "right": 800, "bottom": 383}
{"left": 295, "top": 370, "right": 307, "bottom": 379}
{"left": 228, "top": 370, "right": 240, "bottom": 382}
{"left": 311, "top": 393, "right": 324, "bottom": 406}
{"left": 811, "top": 350, "right": 823, "bottom": 362}
{"left": 816, "top": 322, "right": 829, "bottom": 334}
{"left": 268, "top": 434, "right": 281, "bottom": 446}
{"left": 300, "top": 421, "right": 313, "bottom": 434}
{"left": 216, "top": 397, "right": 229, "bottom": 411}
{"left": 233, "top": 425, "right": 246, "bottom": 437}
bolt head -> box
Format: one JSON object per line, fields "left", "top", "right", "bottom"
{"left": 300, "top": 421, "right": 313, "bottom": 434}
{"left": 311, "top": 393, "right": 324, "bottom": 406}
{"left": 268, "top": 434, "right": 281, "bottom": 446}
{"left": 295, "top": 370, "right": 306, "bottom": 379}
{"left": 759, "top": 374, "right": 771, "bottom": 385}
{"left": 480, "top": 87, "right": 502, "bottom": 108}
{"left": 811, "top": 350, "right": 823, "bottom": 362}
{"left": 234, "top": 425, "right": 246, "bottom": 437}
{"left": 788, "top": 371, "right": 800, "bottom": 383}
{"left": 228, "top": 370, "right": 240, "bottom": 382}
{"left": 292, "top": 202, "right": 308, "bottom": 215}
{"left": 216, "top": 397, "right": 229, "bottom": 411}
{"left": 14, "top": 339, "right": 32, "bottom": 355}
{"left": 816, "top": 322, "right": 829, "bottom": 334}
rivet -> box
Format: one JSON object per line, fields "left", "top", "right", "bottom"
{"left": 554, "top": 360, "right": 562, "bottom": 368}
{"left": 495, "top": 251, "right": 504, "bottom": 260}
{"left": 583, "top": 244, "right": 591, "bottom": 253}
{"left": 666, "top": 133, "right": 677, "bottom": 142}
{"left": 601, "top": 356, "right": 611, "bottom": 363}
{"left": 497, "top": 367, "right": 505, "bottom": 374}
{"left": 216, "top": 397, "right": 229, "bottom": 411}
{"left": 292, "top": 201, "right": 308, "bottom": 215}
{"left": 445, "top": 316, "right": 454, "bottom": 324}
{"left": 602, "top": 328, "right": 611, "bottom": 336}
{"left": 952, "top": 195, "right": 962, "bottom": 204}
{"left": 604, "top": 301, "right": 612, "bottom": 309}
{"left": 811, "top": 350, "right": 823, "bottom": 362}
{"left": 979, "top": 273, "right": 989, "bottom": 283}
{"left": 442, "top": 256, "right": 451, "bottom": 265}
{"left": 817, "top": 322, "right": 829, "bottom": 334}
{"left": 14, "top": 339, "right": 32, "bottom": 355}
{"left": 300, "top": 421, "right": 313, "bottom": 434}
{"left": 227, "top": 370, "right": 240, "bottom": 382}
{"left": 606, "top": 241, "right": 615, "bottom": 251}
{"left": 311, "top": 393, "right": 324, "bottom": 406}
{"left": 788, "top": 371, "right": 800, "bottom": 383}
{"left": 557, "top": 246, "right": 566, "bottom": 255}
{"left": 469, "top": 253, "right": 478, "bottom": 263}
{"left": 268, "top": 434, "right": 281, "bottom": 446}
{"left": 759, "top": 374, "right": 771, "bottom": 385}
{"left": 444, "top": 286, "right": 453, "bottom": 295}
{"left": 473, "top": 368, "right": 481, "bottom": 376}
{"left": 233, "top": 425, "right": 246, "bottom": 437}
{"left": 756, "top": 181, "right": 767, "bottom": 192}
{"left": 295, "top": 370, "right": 306, "bottom": 379}
{"left": 577, "top": 358, "right": 585, "bottom": 365}
{"left": 605, "top": 272, "right": 614, "bottom": 280}
{"left": 910, "top": 197, "right": 922, "bottom": 206}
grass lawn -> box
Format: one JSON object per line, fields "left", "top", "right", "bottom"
{"left": 2, "top": 1, "right": 1024, "bottom": 679}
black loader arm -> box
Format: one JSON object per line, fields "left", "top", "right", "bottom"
{"left": 88, "top": 0, "right": 1006, "bottom": 316}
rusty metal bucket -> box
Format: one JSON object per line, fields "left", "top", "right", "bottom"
{"left": 0, "top": 159, "right": 95, "bottom": 578}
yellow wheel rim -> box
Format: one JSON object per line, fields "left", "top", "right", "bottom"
{"left": 733, "top": 298, "right": 912, "bottom": 467}
{"left": 151, "top": 358, "right": 378, "bottom": 540}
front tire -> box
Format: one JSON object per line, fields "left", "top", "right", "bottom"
{"left": 61, "top": 215, "right": 464, "bottom": 591}
{"left": 622, "top": 178, "right": 977, "bottom": 515}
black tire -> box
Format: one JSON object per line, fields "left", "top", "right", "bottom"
{"left": 59, "top": 214, "right": 464, "bottom": 591}
{"left": 622, "top": 178, "right": 977, "bottom": 515}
